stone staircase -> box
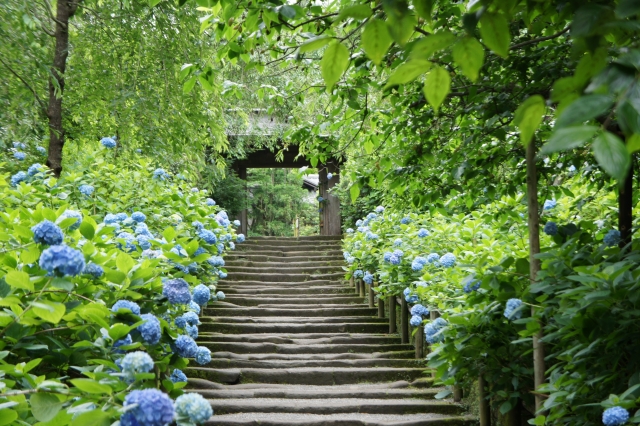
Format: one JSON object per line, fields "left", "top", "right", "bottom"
{"left": 187, "top": 236, "right": 474, "bottom": 426}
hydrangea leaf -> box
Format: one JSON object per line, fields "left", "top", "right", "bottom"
{"left": 5, "top": 270, "right": 33, "bottom": 291}
{"left": 116, "top": 252, "right": 135, "bottom": 274}
{"left": 321, "top": 41, "right": 350, "bottom": 91}
{"left": 30, "top": 393, "right": 64, "bottom": 422}
{"left": 70, "top": 379, "right": 112, "bottom": 395}
{"left": 540, "top": 126, "right": 599, "bottom": 154}
{"left": 32, "top": 301, "right": 66, "bottom": 324}
{"left": 592, "top": 131, "right": 631, "bottom": 182}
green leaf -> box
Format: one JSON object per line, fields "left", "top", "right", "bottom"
{"left": 361, "top": 19, "right": 392, "bottom": 66}
{"left": 512, "top": 95, "right": 545, "bottom": 146}
{"left": 616, "top": 0, "right": 640, "bottom": 18}
{"left": 299, "top": 36, "right": 332, "bottom": 54}
{"left": 5, "top": 270, "right": 33, "bottom": 291}
{"left": 32, "top": 301, "right": 66, "bottom": 324}
{"left": 479, "top": 12, "right": 511, "bottom": 58}
{"left": 592, "top": 131, "right": 632, "bottom": 181}
{"left": 108, "top": 323, "right": 132, "bottom": 341}
{"left": 70, "top": 379, "right": 113, "bottom": 395}
{"left": 336, "top": 5, "right": 372, "bottom": 21}
{"left": 30, "top": 393, "right": 63, "bottom": 422}
{"left": 79, "top": 220, "right": 95, "bottom": 240}
{"left": 321, "top": 41, "right": 350, "bottom": 91}
{"left": 452, "top": 37, "right": 484, "bottom": 82}
{"left": 540, "top": 126, "right": 599, "bottom": 155}
{"left": 412, "top": 0, "right": 435, "bottom": 20}
{"left": 116, "top": 252, "right": 135, "bottom": 274}
{"left": 51, "top": 278, "right": 74, "bottom": 291}
{"left": 384, "top": 59, "right": 432, "bottom": 89}
{"left": 350, "top": 183, "right": 360, "bottom": 203}
{"left": 183, "top": 76, "right": 197, "bottom": 94}
{"left": 0, "top": 409, "right": 18, "bottom": 425}
{"left": 556, "top": 94, "right": 613, "bottom": 128}
{"left": 627, "top": 134, "right": 640, "bottom": 153}
{"left": 279, "top": 5, "right": 297, "bottom": 19}
{"left": 410, "top": 32, "right": 456, "bottom": 59}
{"left": 20, "top": 245, "right": 41, "bottom": 265}
{"left": 423, "top": 66, "right": 451, "bottom": 113}
{"left": 149, "top": 0, "right": 162, "bottom": 6}
{"left": 387, "top": 14, "right": 417, "bottom": 46}
{"left": 162, "top": 227, "right": 176, "bottom": 242}
{"left": 70, "top": 409, "right": 110, "bottom": 426}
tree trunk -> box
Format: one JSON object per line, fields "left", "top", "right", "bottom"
{"left": 46, "top": 0, "right": 81, "bottom": 177}
{"left": 619, "top": 158, "right": 634, "bottom": 248}
{"left": 526, "top": 141, "right": 545, "bottom": 413}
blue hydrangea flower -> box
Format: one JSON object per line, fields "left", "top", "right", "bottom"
{"left": 134, "top": 223, "right": 151, "bottom": 236}
{"left": 28, "top": 163, "right": 43, "bottom": 176}
{"left": 504, "top": 298, "right": 523, "bottom": 320}
{"left": 346, "top": 228, "right": 354, "bottom": 234}
{"left": 39, "top": 245, "right": 85, "bottom": 277}
{"left": 426, "top": 253, "right": 439, "bottom": 264}
{"left": 115, "top": 213, "right": 128, "bottom": 222}
{"left": 216, "top": 291, "right": 225, "bottom": 300}
{"left": 36, "top": 146, "right": 46, "bottom": 154}
{"left": 417, "top": 228, "right": 429, "bottom": 238}
{"left": 463, "top": 279, "right": 481, "bottom": 293}
{"left": 439, "top": 253, "right": 456, "bottom": 268}
{"left": 543, "top": 199, "right": 557, "bottom": 210}
{"left": 192, "top": 221, "right": 204, "bottom": 230}
{"left": 32, "top": 220, "right": 64, "bottom": 245}
{"left": 355, "top": 219, "right": 363, "bottom": 226}
{"left": 84, "top": 262, "right": 104, "bottom": 278}
{"left": 425, "top": 317, "right": 447, "bottom": 344}
{"left": 163, "top": 278, "right": 192, "bottom": 305}
{"left": 113, "top": 334, "right": 132, "bottom": 353}
{"left": 79, "top": 184, "right": 94, "bottom": 196}
{"left": 13, "top": 141, "right": 26, "bottom": 149}
{"left": 174, "top": 392, "right": 213, "bottom": 423}
{"left": 602, "top": 407, "right": 629, "bottom": 426}
{"left": 111, "top": 300, "right": 141, "bottom": 315}
{"left": 198, "top": 229, "right": 218, "bottom": 244}
{"left": 100, "top": 137, "right": 116, "bottom": 148}
{"left": 104, "top": 213, "right": 118, "bottom": 224}
{"left": 136, "top": 235, "right": 151, "bottom": 250}
{"left": 317, "top": 196, "right": 324, "bottom": 202}
{"left": 121, "top": 351, "right": 154, "bottom": 380}
{"left": 400, "top": 216, "right": 411, "bottom": 224}
{"left": 186, "top": 324, "right": 199, "bottom": 339}
{"left": 183, "top": 311, "right": 200, "bottom": 327}
{"left": 131, "top": 212, "right": 146, "bottom": 222}
{"left": 410, "top": 304, "right": 429, "bottom": 317}
{"left": 218, "top": 271, "right": 228, "bottom": 279}
{"left": 543, "top": 221, "right": 558, "bottom": 236}
{"left": 152, "top": 168, "right": 169, "bottom": 180}
{"left": 205, "top": 198, "right": 216, "bottom": 206}
{"left": 410, "top": 315, "right": 423, "bottom": 327}
{"left": 192, "top": 284, "right": 211, "bottom": 306}
{"left": 568, "top": 165, "right": 576, "bottom": 173}
{"left": 393, "top": 238, "right": 403, "bottom": 247}
{"left": 365, "top": 232, "right": 378, "bottom": 240}
{"left": 191, "top": 187, "right": 199, "bottom": 193}
{"left": 363, "top": 272, "right": 374, "bottom": 285}
{"left": 411, "top": 256, "right": 427, "bottom": 272}
{"left": 346, "top": 255, "right": 356, "bottom": 264}
{"left": 604, "top": 229, "right": 621, "bottom": 247}
{"left": 11, "top": 171, "right": 27, "bottom": 187}
{"left": 170, "top": 244, "right": 188, "bottom": 258}
{"left": 326, "top": 172, "right": 333, "bottom": 180}
{"left": 170, "top": 369, "right": 188, "bottom": 383}
{"left": 375, "top": 206, "right": 385, "bottom": 213}
{"left": 136, "top": 148, "right": 142, "bottom": 154}
{"left": 216, "top": 243, "right": 225, "bottom": 254}
{"left": 353, "top": 270, "right": 364, "bottom": 278}
{"left": 57, "top": 210, "right": 82, "bottom": 231}
{"left": 116, "top": 232, "right": 136, "bottom": 252}
{"left": 233, "top": 220, "right": 241, "bottom": 227}
{"left": 403, "top": 287, "right": 419, "bottom": 303}
{"left": 383, "top": 252, "right": 392, "bottom": 262}
{"left": 236, "top": 233, "right": 245, "bottom": 243}
{"left": 195, "top": 346, "right": 211, "bottom": 365}
{"left": 175, "top": 335, "right": 198, "bottom": 358}
{"left": 142, "top": 249, "right": 162, "bottom": 259}
{"left": 138, "top": 313, "right": 161, "bottom": 345}
{"left": 120, "top": 389, "right": 175, "bottom": 426}
{"left": 393, "top": 249, "right": 403, "bottom": 258}
{"left": 188, "top": 301, "right": 201, "bottom": 314}
{"left": 389, "top": 254, "right": 401, "bottom": 265}
{"left": 14, "top": 152, "right": 26, "bottom": 161}
{"left": 207, "top": 256, "right": 225, "bottom": 267}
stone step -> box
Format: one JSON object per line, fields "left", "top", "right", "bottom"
{"left": 224, "top": 255, "right": 343, "bottom": 263}
{"left": 197, "top": 332, "right": 400, "bottom": 345}
{"left": 200, "top": 317, "right": 387, "bottom": 325}
{"left": 186, "top": 367, "right": 427, "bottom": 385}
{"left": 224, "top": 266, "right": 344, "bottom": 274}
{"left": 203, "top": 307, "right": 377, "bottom": 317}
{"left": 217, "top": 280, "right": 342, "bottom": 287}
{"left": 208, "top": 351, "right": 417, "bottom": 361}
{"left": 199, "top": 322, "right": 389, "bottom": 334}
{"left": 245, "top": 236, "right": 343, "bottom": 242}
{"left": 208, "top": 398, "right": 462, "bottom": 416}
{"left": 203, "top": 358, "right": 422, "bottom": 369}
{"left": 225, "top": 260, "right": 345, "bottom": 268}
{"left": 221, "top": 296, "right": 362, "bottom": 306}
{"left": 196, "top": 341, "right": 412, "bottom": 354}
{"left": 215, "top": 286, "right": 354, "bottom": 295}
{"left": 190, "top": 385, "right": 441, "bottom": 400}
{"left": 230, "top": 250, "right": 343, "bottom": 257}
{"left": 203, "top": 413, "right": 475, "bottom": 426}
{"left": 225, "top": 272, "right": 344, "bottom": 282}
{"left": 238, "top": 245, "right": 342, "bottom": 253}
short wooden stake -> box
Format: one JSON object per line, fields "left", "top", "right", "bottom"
{"left": 415, "top": 325, "right": 423, "bottom": 359}
{"left": 479, "top": 374, "right": 491, "bottom": 426}
{"left": 389, "top": 296, "right": 397, "bottom": 333}
{"left": 377, "top": 295, "right": 385, "bottom": 318}
{"left": 349, "top": 276, "right": 355, "bottom": 287}
{"left": 453, "top": 385, "right": 463, "bottom": 402}
{"left": 355, "top": 279, "right": 360, "bottom": 295}
{"left": 400, "top": 297, "right": 409, "bottom": 344}
{"left": 359, "top": 279, "right": 365, "bottom": 297}
{"left": 368, "top": 286, "right": 375, "bottom": 308}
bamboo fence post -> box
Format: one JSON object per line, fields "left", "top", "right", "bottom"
{"left": 377, "top": 293, "right": 385, "bottom": 318}
{"left": 415, "top": 325, "right": 423, "bottom": 359}
{"left": 368, "top": 285, "right": 375, "bottom": 308}
{"left": 359, "top": 279, "right": 365, "bottom": 297}
{"left": 389, "top": 296, "right": 397, "bottom": 333}
{"left": 355, "top": 279, "right": 360, "bottom": 295}
{"left": 400, "top": 297, "right": 409, "bottom": 344}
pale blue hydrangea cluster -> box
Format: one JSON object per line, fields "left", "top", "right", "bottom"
{"left": 215, "top": 211, "right": 230, "bottom": 227}
{"left": 207, "top": 256, "right": 225, "bottom": 267}
{"left": 191, "top": 187, "right": 199, "bottom": 193}
{"left": 39, "top": 245, "right": 85, "bottom": 277}
{"left": 58, "top": 210, "right": 82, "bottom": 231}
{"left": 175, "top": 311, "right": 200, "bottom": 329}
{"left": 174, "top": 393, "right": 213, "bottom": 423}
{"left": 170, "top": 369, "right": 188, "bottom": 383}
{"left": 410, "top": 315, "right": 423, "bottom": 327}
{"left": 136, "top": 235, "right": 151, "bottom": 250}
{"left": 353, "top": 270, "right": 364, "bottom": 278}
{"left": 14, "top": 151, "right": 26, "bottom": 161}
{"left": 356, "top": 219, "right": 363, "bottom": 226}
{"left": 439, "top": 253, "right": 456, "bottom": 268}
{"left": 218, "top": 271, "right": 228, "bottom": 279}
{"left": 365, "top": 231, "right": 379, "bottom": 240}
{"left": 138, "top": 314, "right": 161, "bottom": 345}
{"left": 346, "top": 228, "right": 354, "bottom": 234}
{"left": 28, "top": 163, "right": 43, "bottom": 176}
{"left": 120, "top": 389, "right": 174, "bottom": 426}
{"left": 417, "top": 228, "right": 429, "bottom": 237}
{"left": 175, "top": 335, "right": 198, "bottom": 357}
{"left": 131, "top": 212, "right": 146, "bottom": 222}
{"left": 195, "top": 346, "right": 211, "bottom": 365}
{"left": 198, "top": 229, "right": 217, "bottom": 244}
{"left": 192, "top": 284, "right": 210, "bottom": 306}
{"left": 113, "top": 334, "right": 132, "bottom": 353}
{"left": 36, "top": 146, "right": 46, "bottom": 154}
{"left": 411, "top": 256, "right": 428, "bottom": 271}
{"left": 13, "top": 141, "right": 26, "bottom": 149}
{"left": 233, "top": 220, "right": 241, "bottom": 227}
{"left": 32, "top": 220, "right": 64, "bottom": 245}
{"left": 112, "top": 300, "right": 141, "bottom": 315}
{"left": 116, "top": 232, "right": 136, "bottom": 252}
{"left": 363, "top": 272, "right": 374, "bottom": 285}
{"left": 543, "top": 221, "right": 558, "bottom": 236}
{"left": 236, "top": 233, "right": 245, "bottom": 243}
{"left": 404, "top": 287, "right": 419, "bottom": 303}
{"left": 84, "top": 262, "right": 104, "bottom": 278}
{"left": 410, "top": 304, "right": 429, "bottom": 317}
{"left": 170, "top": 244, "right": 188, "bottom": 257}
{"left": 375, "top": 206, "right": 385, "bottom": 213}
{"left": 216, "top": 291, "right": 225, "bottom": 300}
{"left": 153, "top": 168, "right": 169, "bottom": 180}
{"left": 189, "top": 301, "right": 201, "bottom": 314}
{"left": 543, "top": 199, "right": 557, "bottom": 210}
{"left": 163, "top": 278, "right": 192, "bottom": 305}
{"left": 504, "top": 298, "right": 523, "bottom": 320}
{"left": 383, "top": 252, "right": 392, "bottom": 262}
{"left": 400, "top": 216, "right": 411, "bottom": 224}
{"left": 79, "top": 184, "right": 94, "bottom": 196}
{"left": 327, "top": 173, "right": 333, "bottom": 180}
{"left": 345, "top": 254, "right": 356, "bottom": 264}
{"left": 604, "top": 229, "right": 621, "bottom": 247}
{"left": 463, "top": 279, "right": 481, "bottom": 293}
{"left": 425, "top": 317, "right": 447, "bottom": 344}
{"left": 121, "top": 351, "right": 154, "bottom": 380}
{"left": 426, "top": 253, "right": 439, "bottom": 264}
{"left": 10, "top": 171, "right": 27, "bottom": 186}
{"left": 602, "top": 407, "right": 629, "bottom": 426}
{"left": 393, "top": 238, "right": 403, "bottom": 246}
{"left": 100, "top": 137, "right": 117, "bottom": 148}
{"left": 186, "top": 324, "right": 198, "bottom": 339}
{"left": 206, "top": 198, "right": 216, "bottom": 206}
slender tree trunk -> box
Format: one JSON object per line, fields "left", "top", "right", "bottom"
{"left": 46, "top": 0, "right": 81, "bottom": 177}
{"left": 619, "top": 159, "right": 633, "bottom": 248}
{"left": 526, "top": 141, "right": 545, "bottom": 413}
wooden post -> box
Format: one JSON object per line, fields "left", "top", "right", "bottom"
{"left": 359, "top": 279, "right": 365, "bottom": 298}
{"left": 235, "top": 166, "right": 248, "bottom": 236}
{"left": 368, "top": 285, "right": 375, "bottom": 308}
{"left": 400, "top": 297, "right": 409, "bottom": 344}
{"left": 453, "top": 386, "right": 463, "bottom": 402}
{"left": 389, "top": 296, "right": 397, "bottom": 333}
{"left": 349, "top": 276, "right": 355, "bottom": 287}
{"left": 319, "top": 162, "right": 341, "bottom": 236}
{"left": 479, "top": 374, "right": 491, "bottom": 426}
{"left": 377, "top": 295, "right": 385, "bottom": 318}
{"left": 415, "top": 325, "right": 423, "bottom": 359}
{"left": 355, "top": 279, "right": 360, "bottom": 295}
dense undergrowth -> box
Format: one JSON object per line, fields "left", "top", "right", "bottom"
{"left": 0, "top": 139, "right": 243, "bottom": 425}
{"left": 343, "top": 170, "right": 640, "bottom": 425}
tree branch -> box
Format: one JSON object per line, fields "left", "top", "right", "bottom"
{"left": 510, "top": 26, "right": 570, "bottom": 50}
{"left": 0, "top": 57, "right": 46, "bottom": 111}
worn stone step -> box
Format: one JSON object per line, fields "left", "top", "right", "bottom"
{"left": 203, "top": 358, "right": 422, "bottom": 369}
{"left": 186, "top": 367, "right": 427, "bottom": 385}
{"left": 199, "top": 322, "right": 389, "bottom": 334}
{"left": 238, "top": 244, "right": 341, "bottom": 252}
{"left": 197, "top": 341, "right": 412, "bottom": 354}
{"left": 222, "top": 296, "right": 362, "bottom": 306}
{"left": 215, "top": 286, "right": 354, "bottom": 295}
{"left": 224, "top": 266, "right": 344, "bottom": 274}
{"left": 203, "top": 413, "right": 475, "bottom": 426}
{"left": 190, "top": 385, "right": 441, "bottom": 400}
{"left": 200, "top": 317, "right": 387, "bottom": 325}
{"left": 245, "top": 236, "right": 343, "bottom": 242}
{"left": 217, "top": 280, "right": 343, "bottom": 288}
{"left": 209, "top": 351, "right": 416, "bottom": 361}
{"left": 197, "top": 332, "right": 400, "bottom": 345}
{"left": 203, "top": 307, "right": 377, "bottom": 317}
{"left": 225, "top": 260, "right": 345, "bottom": 268}
{"left": 224, "top": 255, "right": 343, "bottom": 263}
{"left": 226, "top": 272, "right": 344, "bottom": 282}
{"left": 230, "top": 250, "right": 343, "bottom": 257}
